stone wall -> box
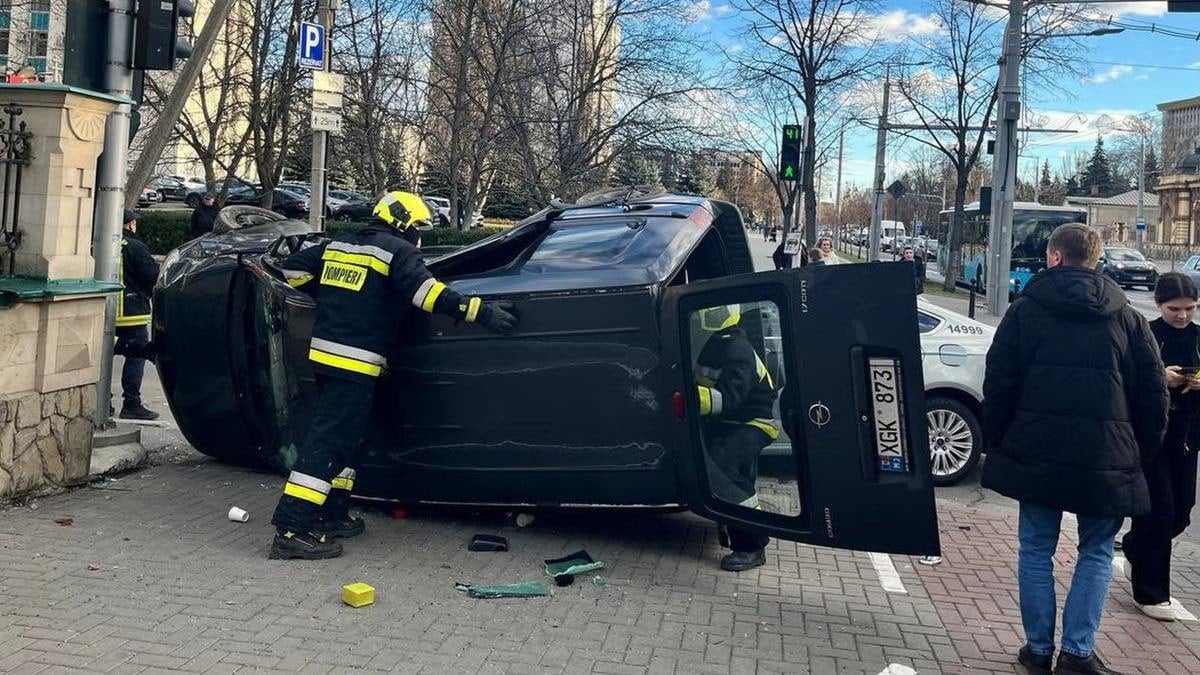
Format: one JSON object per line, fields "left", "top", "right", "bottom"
{"left": 0, "top": 384, "right": 95, "bottom": 500}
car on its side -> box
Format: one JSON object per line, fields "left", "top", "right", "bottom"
{"left": 153, "top": 195, "right": 941, "bottom": 557}
{"left": 1099, "top": 246, "right": 1158, "bottom": 291}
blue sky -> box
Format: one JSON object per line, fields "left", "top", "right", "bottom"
{"left": 688, "top": 1, "right": 1200, "bottom": 193}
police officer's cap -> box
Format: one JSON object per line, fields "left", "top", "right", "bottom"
{"left": 123, "top": 209, "right": 139, "bottom": 224}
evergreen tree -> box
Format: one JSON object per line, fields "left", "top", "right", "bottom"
{"left": 675, "top": 152, "right": 715, "bottom": 195}
{"left": 1085, "top": 136, "right": 1115, "bottom": 197}
{"left": 612, "top": 152, "right": 661, "bottom": 187}
{"left": 1145, "top": 145, "right": 1161, "bottom": 189}
{"left": 1039, "top": 160, "right": 1052, "bottom": 193}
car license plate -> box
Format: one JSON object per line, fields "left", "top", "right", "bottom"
{"left": 868, "top": 358, "right": 908, "bottom": 473}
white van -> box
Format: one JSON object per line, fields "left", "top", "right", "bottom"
{"left": 880, "top": 220, "right": 907, "bottom": 251}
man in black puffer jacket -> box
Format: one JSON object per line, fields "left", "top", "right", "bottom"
{"left": 983, "top": 223, "right": 1168, "bottom": 675}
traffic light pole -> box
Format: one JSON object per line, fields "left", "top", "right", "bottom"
{"left": 93, "top": 0, "right": 136, "bottom": 427}
{"left": 869, "top": 75, "right": 891, "bottom": 264}
{"left": 309, "top": 0, "right": 333, "bottom": 231}
{"left": 986, "top": 0, "right": 1023, "bottom": 318}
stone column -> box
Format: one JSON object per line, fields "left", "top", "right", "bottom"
{"left": 0, "top": 84, "right": 123, "bottom": 501}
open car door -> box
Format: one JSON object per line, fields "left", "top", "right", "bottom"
{"left": 663, "top": 263, "right": 940, "bottom": 556}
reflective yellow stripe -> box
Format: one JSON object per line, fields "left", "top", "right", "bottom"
{"left": 465, "top": 297, "right": 482, "bottom": 322}
{"left": 286, "top": 274, "right": 314, "bottom": 288}
{"left": 421, "top": 281, "right": 447, "bottom": 313}
{"left": 309, "top": 348, "right": 383, "bottom": 377}
{"left": 115, "top": 314, "right": 151, "bottom": 327}
{"left": 284, "top": 482, "right": 328, "bottom": 505}
{"left": 322, "top": 249, "right": 390, "bottom": 276}
{"left": 746, "top": 418, "right": 780, "bottom": 440}
{"left": 755, "top": 354, "right": 774, "bottom": 389}
{"left": 697, "top": 386, "right": 712, "bottom": 415}
{"left": 331, "top": 476, "right": 354, "bottom": 490}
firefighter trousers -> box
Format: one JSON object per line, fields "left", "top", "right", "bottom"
{"left": 706, "top": 424, "right": 772, "bottom": 553}
{"left": 271, "top": 374, "right": 374, "bottom": 532}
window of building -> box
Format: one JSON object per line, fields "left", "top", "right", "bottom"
{"left": 28, "top": 0, "right": 49, "bottom": 74}
{"left": 0, "top": 0, "right": 11, "bottom": 69}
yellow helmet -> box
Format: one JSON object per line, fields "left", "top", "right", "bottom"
{"left": 699, "top": 305, "right": 741, "bottom": 332}
{"left": 373, "top": 190, "right": 432, "bottom": 229}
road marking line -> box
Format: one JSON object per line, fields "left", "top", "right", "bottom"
{"left": 878, "top": 664, "right": 916, "bottom": 675}
{"left": 1112, "top": 557, "right": 1197, "bottom": 621}
{"left": 868, "top": 552, "right": 907, "bottom": 594}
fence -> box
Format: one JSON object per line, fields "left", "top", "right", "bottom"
{"left": 1143, "top": 243, "right": 1196, "bottom": 270}
{"left": 0, "top": 103, "right": 33, "bottom": 276}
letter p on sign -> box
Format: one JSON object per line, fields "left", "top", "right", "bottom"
{"left": 298, "top": 21, "right": 325, "bottom": 70}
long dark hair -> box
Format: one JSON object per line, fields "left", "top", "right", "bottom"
{"left": 1154, "top": 272, "right": 1199, "bottom": 305}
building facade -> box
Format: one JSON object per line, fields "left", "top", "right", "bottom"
{"left": 1159, "top": 95, "right": 1200, "bottom": 176}
{"left": 0, "top": 1, "right": 64, "bottom": 80}
{"left": 1064, "top": 190, "right": 1160, "bottom": 244}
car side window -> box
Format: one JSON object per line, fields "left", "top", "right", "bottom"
{"left": 1188, "top": 256, "right": 1200, "bottom": 271}
{"left": 916, "top": 310, "right": 941, "bottom": 334}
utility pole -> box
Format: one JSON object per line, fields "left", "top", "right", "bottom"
{"left": 835, "top": 125, "right": 844, "bottom": 249}
{"left": 1136, "top": 134, "right": 1146, "bottom": 252}
{"left": 124, "top": 1, "right": 235, "bottom": 204}
{"left": 309, "top": 0, "right": 334, "bottom": 230}
{"left": 870, "top": 74, "right": 891, "bottom": 264}
{"left": 986, "top": 0, "right": 1024, "bottom": 318}
{"left": 93, "top": 0, "right": 136, "bottom": 427}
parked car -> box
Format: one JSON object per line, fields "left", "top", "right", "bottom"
{"left": 137, "top": 186, "right": 161, "bottom": 207}
{"left": 423, "top": 195, "right": 484, "bottom": 228}
{"left": 153, "top": 195, "right": 940, "bottom": 556}
{"left": 175, "top": 176, "right": 207, "bottom": 191}
{"left": 185, "top": 180, "right": 255, "bottom": 207}
{"left": 327, "top": 190, "right": 374, "bottom": 221}
{"left": 149, "top": 176, "right": 188, "bottom": 201}
{"left": 1099, "top": 246, "right": 1158, "bottom": 291}
{"left": 269, "top": 188, "right": 310, "bottom": 219}
{"left": 1181, "top": 254, "right": 1200, "bottom": 289}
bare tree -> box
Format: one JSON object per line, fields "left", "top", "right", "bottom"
{"left": 729, "top": 0, "right": 880, "bottom": 246}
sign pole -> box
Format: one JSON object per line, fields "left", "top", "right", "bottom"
{"left": 986, "top": 0, "right": 1023, "bottom": 317}
{"left": 870, "top": 73, "right": 891, "bottom": 264}
{"left": 308, "top": 0, "right": 333, "bottom": 231}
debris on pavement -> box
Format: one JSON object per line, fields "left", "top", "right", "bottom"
{"left": 468, "top": 534, "right": 509, "bottom": 552}
{"left": 515, "top": 512, "right": 536, "bottom": 528}
{"left": 544, "top": 550, "right": 604, "bottom": 587}
{"left": 54, "top": 517, "right": 74, "bottom": 526}
{"left": 454, "top": 581, "right": 550, "bottom": 599}
{"left": 919, "top": 555, "right": 942, "bottom": 566}
{"left": 591, "top": 576, "right": 613, "bottom": 589}
{"left": 227, "top": 506, "right": 249, "bottom": 523}
{"left": 342, "top": 582, "right": 376, "bottom": 608}
{"left": 86, "top": 564, "right": 101, "bottom": 571}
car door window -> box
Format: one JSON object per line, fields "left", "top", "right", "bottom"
{"left": 688, "top": 300, "right": 799, "bottom": 518}
{"left": 916, "top": 310, "right": 941, "bottom": 334}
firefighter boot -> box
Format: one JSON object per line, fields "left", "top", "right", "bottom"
{"left": 320, "top": 488, "right": 366, "bottom": 539}
{"left": 268, "top": 529, "right": 343, "bottom": 560}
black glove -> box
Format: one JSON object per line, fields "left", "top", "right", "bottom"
{"left": 477, "top": 300, "right": 518, "bottom": 333}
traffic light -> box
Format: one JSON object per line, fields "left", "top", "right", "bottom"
{"left": 134, "top": 0, "right": 196, "bottom": 71}
{"left": 779, "top": 124, "right": 802, "bottom": 181}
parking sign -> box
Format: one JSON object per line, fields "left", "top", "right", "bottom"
{"left": 298, "top": 21, "right": 325, "bottom": 70}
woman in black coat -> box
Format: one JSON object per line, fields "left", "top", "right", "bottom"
{"left": 1122, "top": 272, "right": 1200, "bottom": 621}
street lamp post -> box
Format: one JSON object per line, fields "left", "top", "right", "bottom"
{"left": 870, "top": 61, "right": 930, "bottom": 263}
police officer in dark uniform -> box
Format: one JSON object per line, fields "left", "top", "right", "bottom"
{"left": 268, "top": 191, "right": 518, "bottom": 560}
{"left": 694, "top": 305, "right": 779, "bottom": 571}
{"left": 115, "top": 210, "right": 161, "bottom": 420}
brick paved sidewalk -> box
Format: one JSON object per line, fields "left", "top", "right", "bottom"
{"left": 1, "top": 457, "right": 1199, "bottom": 674}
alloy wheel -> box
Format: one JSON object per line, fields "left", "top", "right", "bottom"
{"left": 927, "top": 408, "right": 975, "bottom": 478}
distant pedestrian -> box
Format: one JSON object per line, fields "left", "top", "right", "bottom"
{"left": 772, "top": 239, "right": 792, "bottom": 270}
{"left": 807, "top": 247, "right": 825, "bottom": 268}
{"left": 190, "top": 192, "right": 219, "bottom": 238}
{"left": 1122, "top": 272, "right": 1200, "bottom": 621}
{"left": 982, "top": 223, "right": 1168, "bottom": 675}
{"left": 902, "top": 247, "right": 924, "bottom": 295}
{"left": 817, "top": 236, "right": 842, "bottom": 265}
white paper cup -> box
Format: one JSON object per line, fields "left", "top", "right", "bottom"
{"left": 228, "top": 507, "right": 249, "bottom": 523}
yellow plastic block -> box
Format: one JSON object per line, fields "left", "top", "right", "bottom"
{"left": 341, "top": 582, "right": 375, "bottom": 608}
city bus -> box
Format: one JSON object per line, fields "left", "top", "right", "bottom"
{"left": 937, "top": 202, "right": 1087, "bottom": 294}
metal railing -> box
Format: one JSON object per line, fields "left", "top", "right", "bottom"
{"left": 0, "top": 103, "right": 33, "bottom": 276}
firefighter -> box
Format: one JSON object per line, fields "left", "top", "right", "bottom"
{"left": 268, "top": 190, "right": 518, "bottom": 560}
{"left": 694, "top": 305, "right": 779, "bottom": 571}
{"left": 114, "top": 210, "right": 161, "bottom": 421}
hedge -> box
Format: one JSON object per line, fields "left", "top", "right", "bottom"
{"left": 134, "top": 209, "right": 505, "bottom": 255}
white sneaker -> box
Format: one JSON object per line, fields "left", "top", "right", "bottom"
{"left": 1137, "top": 600, "right": 1179, "bottom": 622}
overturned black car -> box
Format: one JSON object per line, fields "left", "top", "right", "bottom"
{"left": 154, "top": 195, "right": 940, "bottom": 556}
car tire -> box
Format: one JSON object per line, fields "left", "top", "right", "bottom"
{"left": 926, "top": 396, "right": 982, "bottom": 487}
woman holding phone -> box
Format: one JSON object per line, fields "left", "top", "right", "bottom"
{"left": 1122, "top": 272, "right": 1200, "bottom": 621}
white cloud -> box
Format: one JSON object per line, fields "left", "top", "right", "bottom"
{"left": 862, "top": 10, "right": 943, "bottom": 44}
{"left": 1134, "top": 73, "right": 1150, "bottom": 81}
{"left": 686, "top": 1, "right": 734, "bottom": 23}
{"left": 1087, "top": 64, "right": 1133, "bottom": 84}
{"left": 1090, "top": 1, "right": 1168, "bottom": 18}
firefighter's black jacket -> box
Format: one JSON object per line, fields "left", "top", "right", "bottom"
{"left": 694, "top": 325, "right": 779, "bottom": 439}
{"left": 117, "top": 230, "right": 159, "bottom": 328}
{"left": 278, "top": 224, "right": 487, "bottom": 382}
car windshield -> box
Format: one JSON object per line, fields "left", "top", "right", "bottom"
{"left": 1106, "top": 248, "right": 1144, "bottom": 262}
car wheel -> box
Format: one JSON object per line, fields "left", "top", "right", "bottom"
{"left": 926, "top": 396, "right": 982, "bottom": 487}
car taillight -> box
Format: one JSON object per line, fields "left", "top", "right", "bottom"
{"left": 672, "top": 390, "right": 685, "bottom": 420}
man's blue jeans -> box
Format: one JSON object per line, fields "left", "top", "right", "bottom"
{"left": 1018, "top": 503, "right": 1123, "bottom": 657}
